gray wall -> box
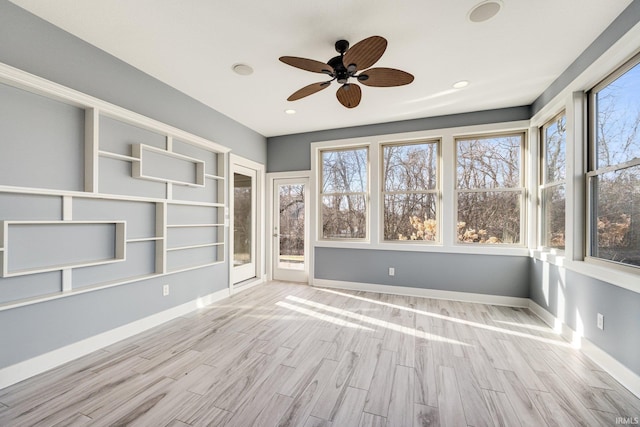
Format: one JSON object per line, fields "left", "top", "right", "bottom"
{"left": 0, "top": 1, "right": 259, "bottom": 370}
{"left": 0, "top": 0, "right": 266, "bottom": 164}
{"left": 0, "top": 267, "right": 226, "bottom": 368}
{"left": 267, "top": 106, "right": 530, "bottom": 172}
{"left": 530, "top": 260, "right": 640, "bottom": 376}
{"left": 316, "top": 248, "right": 530, "bottom": 298}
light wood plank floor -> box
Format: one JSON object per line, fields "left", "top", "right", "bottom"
{"left": 1, "top": 282, "right": 639, "bottom": 426}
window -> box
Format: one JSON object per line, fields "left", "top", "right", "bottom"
{"left": 320, "top": 147, "right": 368, "bottom": 239}
{"left": 540, "top": 113, "right": 567, "bottom": 249}
{"left": 456, "top": 133, "right": 525, "bottom": 244}
{"left": 588, "top": 56, "right": 640, "bottom": 269}
{"left": 381, "top": 140, "right": 439, "bottom": 242}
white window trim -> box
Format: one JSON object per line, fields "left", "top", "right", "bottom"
{"left": 454, "top": 131, "right": 528, "bottom": 247}
{"left": 316, "top": 144, "right": 371, "bottom": 242}
{"left": 380, "top": 139, "right": 441, "bottom": 244}
{"left": 538, "top": 111, "right": 567, "bottom": 252}
{"left": 311, "top": 121, "right": 531, "bottom": 257}
{"left": 529, "top": 32, "right": 640, "bottom": 293}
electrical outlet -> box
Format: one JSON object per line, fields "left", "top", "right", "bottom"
{"left": 163, "top": 284, "right": 170, "bottom": 296}
{"left": 389, "top": 267, "right": 395, "bottom": 276}
{"left": 597, "top": 313, "right": 604, "bottom": 330}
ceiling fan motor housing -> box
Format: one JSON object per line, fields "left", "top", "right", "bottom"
{"left": 328, "top": 55, "right": 350, "bottom": 84}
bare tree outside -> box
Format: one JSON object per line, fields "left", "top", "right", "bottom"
{"left": 321, "top": 148, "right": 368, "bottom": 239}
{"left": 456, "top": 134, "right": 524, "bottom": 244}
{"left": 591, "top": 60, "right": 640, "bottom": 267}
{"left": 278, "top": 183, "right": 305, "bottom": 269}
{"left": 541, "top": 114, "right": 567, "bottom": 249}
{"left": 382, "top": 141, "right": 439, "bottom": 241}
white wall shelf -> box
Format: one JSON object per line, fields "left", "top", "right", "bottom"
{"left": 1, "top": 220, "right": 126, "bottom": 278}
{"left": 132, "top": 143, "right": 205, "bottom": 187}
{"left": 98, "top": 150, "right": 137, "bottom": 162}
{"left": 166, "top": 242, "right": 224, "bottom": 252}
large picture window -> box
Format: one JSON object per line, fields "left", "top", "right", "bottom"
{"left": 456, "top": 133, "right": 525, "bottom": 244}
{"left": 381, "top": 140, "right": 439, "bottom": 242}
{"left": 540, "top": 113, "right": 566, "bottom": 249}
{"left": 588, "top": 56, "right": 640, "bottom": 268}
{"left": 320, "top": 147, "right": 368, "bottom": 239}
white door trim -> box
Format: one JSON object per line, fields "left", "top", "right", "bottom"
{"left": 229, "top": 154, "right": 265, "bottom": 293}
{"left": 267, "top": 171, "right": 311, "bottom": 283}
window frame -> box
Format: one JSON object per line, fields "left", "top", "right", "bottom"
{"left": 454, "top": 131, "right": 527, "bottom": 246}
{"left": 379, "top": 139, "right": 441, "bottom": 244}
{"left": 586, "top": 52, "right": 640, "bottom": 272}
{"left": 539, "top": 111, "right": 567, "bottom": 251}
{"left": 318, "top": 145, "right": 370, "bottom": 242}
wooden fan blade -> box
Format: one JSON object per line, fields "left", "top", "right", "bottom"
{"left": 287, "top": 81, "right": 331, "bottom": 101}
{"left": 279, "top": 56, "right": 333, "bottom": 74}
{"left": 336, "top": 83, "right": 361, "bottom": 108}
{"left": 358, "top": 68, "right": 414, "bottom": 87}
{"left": 343, "top": 36, "right": 387, "bottom": 72}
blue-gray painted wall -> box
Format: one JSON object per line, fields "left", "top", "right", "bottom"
{"left": 267, "top": 106, "right": 530, "bottom": 172}
{"left": 530, "top": 261, "right": 640, "bottom": 375}
{"left": 0, "top": 0, "right": 267, "bottom": 164}
{"left": 316, "top": 248, "right": 530, "bottom": 298}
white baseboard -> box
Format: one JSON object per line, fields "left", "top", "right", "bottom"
{"left": 528, "top": 300, "right": 640, "bottom": 398}
{"left": 0, "top": 287, "right": 230, "bottom": 390}
{"left": 312, "top": 278, "right": 530, "bottom": 307}
{"left": 231, "top": 276, "right": 265, "bottom": 295}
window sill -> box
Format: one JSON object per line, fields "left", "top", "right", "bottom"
{"left": 314, "top": 240, "right": 530, "bottom": 256}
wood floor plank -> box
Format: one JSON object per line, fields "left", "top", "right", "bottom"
{"left": 250, "top": 393, "right": 295, "bottom": 427}
{"left": 359, "top": 412, "right": 386, "bottom": 427}
{"left": 277, "top": 358, "right": 338, "bottom": 427}
{"left": 350, "top": 337, "right": 384, "bottom": 390}
{"left": 214, "top": 346, "right": 292, "bottom": 412}
{"left": 436, "top": 365, "right": 466, "bottom": 427}
{"left": 482, "top": 389, "right": 521, "bottom": 427}
{"left": 496, "top": 369, "right": 547, "bottom": 427}
{"left": 528, "top": 389, "right": 577, "bottom": 427}
{"left": 451, "top": 357, "right": 493, "bottom": 427}
{"left": 413, "top": 404, "right": 440, "bottom": 427}
{"left": 386, "top": 365, "right": 414, "bottom": 427}
{"left": 535, "top": 370, "right": 603, "bottom": 426}
{"left": 2, "top": 282, "right": 639, "bottom": 427}
{"left": 279, "top": 340, "right": 333, "bottom": 397}
{"left": 225, "top": 364, "right": 295, "bottom": 427}
{"left": 363, "top": 349, "right": 397, "bottom": 417}
{"left": 174, "top": 395, "right": 233, "bottom": 427}
{"left": 329, "top": 386, "right": 368, "bottom": 427}
{"left": 304, "top": 415, "right": 333, "bottom": 427}
{"left": 498, "top": 339, "right": 548, "bottom": 392}
{"left": 414, "top": 345, "right": 438, "bottom": 407}
{"left": 310, "top": 351, "right": 360, "bottom": 420}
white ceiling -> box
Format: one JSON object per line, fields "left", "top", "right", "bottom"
{"left": 9, "top": 0, "right": 632, "bottom": 137}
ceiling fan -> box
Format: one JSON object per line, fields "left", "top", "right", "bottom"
{"left": 279, "top": 36, "right": 414, "bottom": 108}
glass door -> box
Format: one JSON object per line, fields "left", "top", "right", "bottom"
{"left": 273, "top": 177, "right": 308, "bottom": 282}
{"left": 232, "top": 165, "right": 257, "bottom": 284}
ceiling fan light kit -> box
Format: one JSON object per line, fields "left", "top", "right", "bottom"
{"left": 279, "top": 35, "right": 414, "bottom": 108}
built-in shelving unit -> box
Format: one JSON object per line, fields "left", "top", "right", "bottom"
{"left": 0, "top": 62, "right": 230, "bottom": 311}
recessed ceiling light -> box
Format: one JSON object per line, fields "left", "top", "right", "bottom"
{"left": 232, "top": 63, "right": 253, "bottom": 76}
{"left": 453, "top": 80, "right": 469, "bottom": 89}
{"left": 285, "top": 109, "right": 296, "bottom": 115}
{"left": 468, "top": 1, "right": 502, "bottom": 23}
